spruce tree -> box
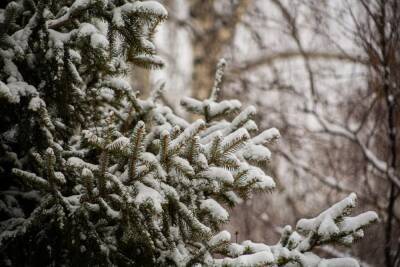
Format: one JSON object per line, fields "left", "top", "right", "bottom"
{"left": 0, "top": 0, "right": 378, "bottom": 266}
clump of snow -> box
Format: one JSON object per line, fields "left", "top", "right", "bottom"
{"left": 134, "top": 182, "right": 165, "bottom": 213}
{"left": 230, "top": 105, "right": 257, "bottom": 130}
{"left": 209, "top": 230, "right": 231, "bottom": 247}
{"left": 180, "top": 97, "right": 203, "bottom": 114}
{"left": 338, "top": 211, "right": 378, "bottom": 233}
{"left": 104, "top": 77, "right": 131, "bottom": 92}
{"left": 0, "top": 81, "right": 13, "bottom": 102}
{"left": 201, "top": 167, "right": 234, "bottom": 184}
{"left": 296, "top": 193, "right": 378, "bottom": 244}
{"left": 200, "top": 198, "right": 229, "bottom": 221}
{"left": 252, "top": 128, "right": 280, "bottom": 145}
{"left": 205, "top": 99, "right": 242, "bottom": 118}
{"left": 134, "top": 1, "right": 168, "bottom": 18}
{"left": 181, "top": 97, "right": 241, "bottom": 119}
{"left": 224, "top": 191, "right": 243, "bottom": 205}
{"left": 242, "top": 144, "right": 271, "bottom": 163}
{"left": 28, "top": 97, "right": 45, "bottom": 111}
{"left": 132, "top": 54, "right": 164, "bottom": 68}
{"left": 297, "top": 193, "right": 357, "bottom": 234}
{"left": 318, "top": 216, "right": 339, "bottom": 239}
{"left": 222, "top": 128, "right": 250, "bottom": 149}
{"left": 238, "top": 165, "right": 276, "bottom": 190}
{"left": 67, "top": 157, "right": 98, "bottom": 171}
{"left": 0, "top": 81, "right": 37, "bottom": 103}
{"left": 90, "top": 33, "right": 109, "bottom": 49}
{"left": 216, "top": 251, "right": 274, "bottom": 267}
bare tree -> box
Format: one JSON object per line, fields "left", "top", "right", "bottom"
{"left": 352, "top": 1, "right": 400, "bottom": 265}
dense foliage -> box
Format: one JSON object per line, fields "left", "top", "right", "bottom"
{"left": 0, "top": 0, "right": 377, "bottom": 266}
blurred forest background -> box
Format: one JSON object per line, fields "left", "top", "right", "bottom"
{"left": 129, "top": 1, "right": 400, "bottom": 266}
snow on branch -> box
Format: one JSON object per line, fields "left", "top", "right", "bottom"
{"left": 0, "top": 1, "right": 378, "bottom": 265}
{"left": 310, "top": 109, "right": 400, "bottom": 189}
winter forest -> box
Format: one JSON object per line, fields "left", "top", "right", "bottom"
{"left": 0, "top": 0, "right": 398, "bottom": 266}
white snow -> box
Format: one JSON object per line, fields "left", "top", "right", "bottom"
{"left": 0, "top": 81, "right": 14, "bottom": 102}
{"left": 180, "top": 97, "right": 203, "bottom": 114}
{"left": 297, "top": 193, "right": 357, "bottom": 234}
{"left": 201, "top": 167, "right": 234, "bottom": 184}
{"left": 54, "top": 172, "right": 66, "bottom": 185}
{"left": 172, "top": 156, "right": 194, "bottom": 176}
{"left": 242, "top": 144, "right": 271, "bottom": 163}
{"left": 318, "top": 216, "right": 339, "bottom": 238}
{"left": 28, "top": 97, "right": 45, "bottom": 111}
{"left": 205, "top": 99, "right": 242, "bottom": 118}
{"left": 106, "top": 136, "right": 130, "bottom": 152}
{"left": 134, "top": 1, "right": 168, "bottom": 18}
{"left": 132, "top": 54, "right": 164, "bottom": 67}
{"left": 224, "top": 191, "right": 243, "bottom": 204}
{"left": 239, "top": 166, "right": 276, "bottom": 189}
{"left": 0, "top": 81, "right": 37, "bottom": 104}
{"left": 0, "top": 2, "right": 379, "bottom": 264}
{"left": 170, "top": 119, "right": 205, "bottom": 150}
{"left": 242, "top": 240, "right": 272, "bottom": 253}
{"left": 69, "top": 0, "right": 90, "bottom": 14}
{"left": 230, "top": 105, "right": 257, "bottom": 130}
{"left": 180, "top": 98, "right": 241, "bottom": 119}
{"left": 99, "top": 198, "right": 121, "bottom": 219}
{"left": 222, "top": 128, "right": 250, "bottom": 149}
{"left": 90, "top": 33, "right": 109, "bottom": 49}
{"left": 252, "top": 128, "right": 280, "bottom": 145}
{"left": 77, "top": 23, "right": 98, "bottom": 37}
{"left": 134, "top": 182, "right": 165, "bottom": 213}
{"left": 208, "top": 230, "right": 231, "bottom": 247}
{"left": 104, "top": 77, "right": 131, "bottom": 92}
{"left": 200, "top": 198, "right": 229, "bottom": 221}
{"left": 216, "top": 251, "right": 274, "bottom": 267}
{"left": 67, "top": 157, "right": 98, "bottom": 171}
{"left": 338, "top": 211, "right": 378, "bottom": 233}
{"left": 227, "top": 243, "right": 245, "bottom": 257}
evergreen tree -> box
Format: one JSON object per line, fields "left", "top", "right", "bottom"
{"left": 0, "top": 0, "right": 378, "bottom": 266}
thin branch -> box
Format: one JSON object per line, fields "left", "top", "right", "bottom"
{"left": 231, "top": 51, "right": 369, "bottom": 74}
